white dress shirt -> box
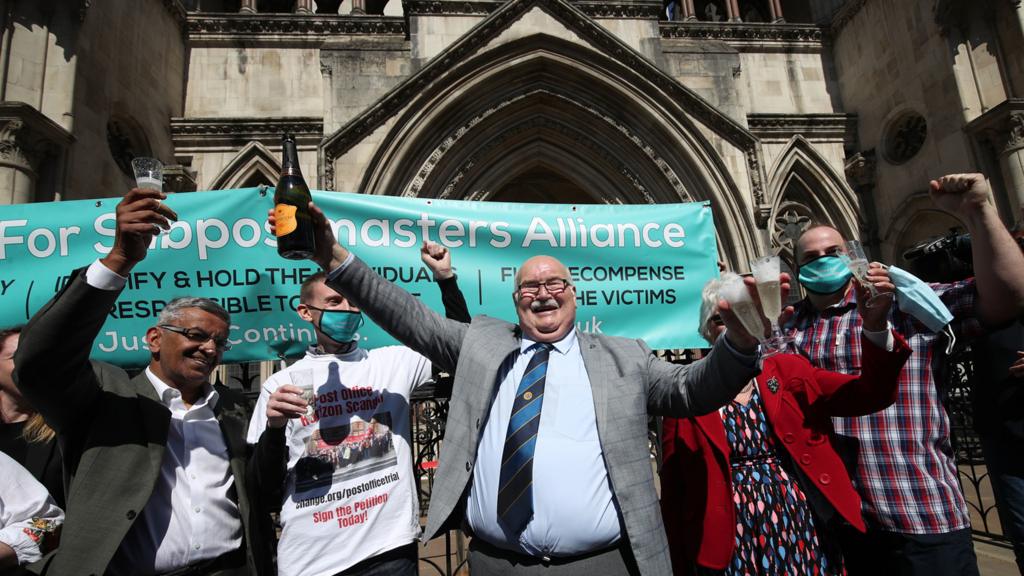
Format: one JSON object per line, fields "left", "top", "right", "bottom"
{"left": 85, "top": 260, "right": 242, "bottom": 575}
{"left": 0, "top": 452, "right": 64, "bottom": 566}
{"left": 466, "top": 329, "right": 622, "bottom": 557}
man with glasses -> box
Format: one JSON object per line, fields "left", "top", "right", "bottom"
{"left": 13, "top": 188, "right": 272, "bottom": 576}
{"left": 268, "top": 202, "right": 776, "bottom": 576}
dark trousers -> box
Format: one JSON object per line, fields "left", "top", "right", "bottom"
{"left": 980, "top": 430, "right": 1024, "bottom": 574}
{"left": 840, "top": 525, "right": 980, "bottom": 576}
{"left": 331, "top": 542, "right": 418, "bottom": 576}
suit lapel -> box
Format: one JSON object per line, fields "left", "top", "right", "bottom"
{"left": 466, "top": 322, "right": 520, "bottom": 426}
{"left": 131, "top": 372, "right": 172, "bottom": 476}
{"left": 695, "top": 411, "right": 730, "bottom": 457}
{"left": 756, "top": 363, "right": 786, "bottom": 424}
{"left": 212, "top": 391, "right": 246, "bottom": 461}
{"left": 577, "top": 332, "right": 610, "bottom": 435}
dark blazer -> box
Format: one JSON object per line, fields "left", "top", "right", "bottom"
{"left": 328, "top": 257, "right": 761, "bottom": 576}
{"left": 12, "top": 269, "right": 272, "bottom": 576}
{"left": 660, "top": 333, "right": 911, "bottom": 574}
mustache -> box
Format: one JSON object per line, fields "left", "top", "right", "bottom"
{"left": 530, "top": 297, "right": 559, "bottom": 311}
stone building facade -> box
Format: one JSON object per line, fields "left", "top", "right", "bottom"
{"left": 2, "top": 0, "right": 1023, "bottom": 274}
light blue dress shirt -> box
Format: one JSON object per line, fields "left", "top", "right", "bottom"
{"left": 466, "top": 329, "right": 621, "bottom": 557}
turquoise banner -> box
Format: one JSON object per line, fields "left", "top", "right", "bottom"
{"left": 0, "top": 188, "right": 718, "bottom": 367}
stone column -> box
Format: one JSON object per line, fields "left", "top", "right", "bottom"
{"left": 239, "top": 0, "right": 257, "bottom": 13}
{"left": 0, "top": 103, "right": 74, "bottom": 205}
{"left": 726, "top": 0, "right": 740, "bottom": 21}
{"left": 350, "top": 0, "right": 366, "bottom": 15}
{"left": 844, "top": 150, "right": 882, "bottom": 254}
{"left": 682, "top": 0, "right": 695, "bottom": 20}
{"left": 0, "top": 119, "right": 36, "bottom": 205}
{"left": 997, "top": 112, "right": 1024, "bottom": 223}
{"left": 967, "top": 99, "right": 1024, "bottom": 225}
{"left": 295, "top": 0, "right": 314, "bottom": 13}
{"left": 770, "top": 0, "right": 784, "bottom": 22}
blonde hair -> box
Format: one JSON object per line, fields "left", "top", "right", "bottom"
{"left": 0, "top": 327, "right": 55, "bottom": 445}
{"left": 22, "top": 413, "right": 55, "bottom": 444}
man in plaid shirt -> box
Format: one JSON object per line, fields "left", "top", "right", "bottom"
{"left": 786, "top": 173, "right": 1024, "bottom": 575}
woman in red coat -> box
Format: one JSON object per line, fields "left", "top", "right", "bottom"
{"left": 661, "top": 278, "right": 911, "bottom": 575}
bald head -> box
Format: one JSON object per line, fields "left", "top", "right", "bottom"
{"left": 513, "top": 255, "right": 577, "bottom": 343}
{"left": 795, "top": 225, "right": 846, "bottom": 266}
{"left": 516, "top": 256, "right": 571, "bottom": 286}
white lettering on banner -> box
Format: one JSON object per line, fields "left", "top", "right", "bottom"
{"left": 0, "top": 220, "right": 81, "bottom": 259}
{"left": 522, "top": 217, "right": 685, "bottom": 249}
{"left": 197, "top": 219, "right": 229, "bottom": 259}
{"left": 93, "top": 213, "right": 116, "bottom": 254}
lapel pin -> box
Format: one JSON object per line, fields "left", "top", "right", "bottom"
{"left": 766, "top": 376, "right": 779, "bottom": 393}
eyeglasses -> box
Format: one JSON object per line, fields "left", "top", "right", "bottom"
{"left": 158, "top": 325, "right": 232, "bottom": 351}
{"left": 517, "top": 278, "right": 571, "bottom": 296}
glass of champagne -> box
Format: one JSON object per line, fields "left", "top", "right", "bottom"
{"left": 718, "top": 272, "right": 781, "bottom": 356}
{"left": 749, "top": 255, "right": 787, "bottom": 351}
{"left": 289, "top": 369, "right": 316, "bottom": 417}
{"left": 131, "top": 157, "right": 163, "bottom": 192}
{"left": 838, "top": 240, "right": 893, "bottom": 308}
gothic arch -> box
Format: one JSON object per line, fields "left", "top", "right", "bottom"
{"left": 340, "top": 34, "right": 763, "bottom": 266}
{"left": 209, "top": 141, "right": 281, "bottom": 190}
{"left": 766, "top": 136, "right": 860, "bottom": 265}
{"left": 884, "top": 192, "right": 964, "bottom": 264}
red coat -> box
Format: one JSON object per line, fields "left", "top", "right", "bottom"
{"left": 660, "top": 332, "right": 911, "bottom": 574}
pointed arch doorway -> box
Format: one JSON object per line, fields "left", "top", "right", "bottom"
{"left": 489, "top": 164, "right": 598, "bottom": 205}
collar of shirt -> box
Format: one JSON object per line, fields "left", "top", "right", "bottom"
{"left": 305, "top": 344, "right": 368, "bottom": 362}
{"left": 791, "top": 285, "right": 857, "bottom": 328}
{"left": 520, "top": 328, "right": 577, "bottom": 356}
{"left": 144, "top": 367, "right": 219, "bottom": 412}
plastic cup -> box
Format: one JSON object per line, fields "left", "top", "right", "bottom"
{"left": 131, "top": 157, "right": 163, "bottom": 192}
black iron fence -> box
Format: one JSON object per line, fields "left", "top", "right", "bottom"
{"left": 217, "top": 343, "right": 1011, "bottom": 576}
{"left": 944, "top": 347, "right": 1013, "bottom": 548}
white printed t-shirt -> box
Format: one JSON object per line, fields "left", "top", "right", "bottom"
{"left": 247, "top": 346, "right": 432, "bottom": 576}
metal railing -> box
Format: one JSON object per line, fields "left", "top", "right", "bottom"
{"left": 216, "top": 343, "right": 1012, "bottom": 575}
{"left": 944, "top": 347, "right": 1013, "bottom": 548}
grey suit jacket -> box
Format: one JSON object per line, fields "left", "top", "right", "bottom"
{"left": 328, "top": 257, "right": 758, "bottom": 576}
{"left": 13, "top": 270, "right": 272, "bottom": 576}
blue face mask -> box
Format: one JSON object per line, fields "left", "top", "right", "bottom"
{"left": 314, "top": 309, "right": 364, "bottom": 343}
{"left": 887, "top": 265, "right": 954, "bottom": 333}
{"left": 798, "top": 255, "right": 853, "bottom": 295}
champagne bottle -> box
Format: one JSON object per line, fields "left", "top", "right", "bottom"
{"left": 274, "top": 134, "right": 316, "bottom": 260}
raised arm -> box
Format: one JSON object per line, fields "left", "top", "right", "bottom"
{"left": 14, "top": 188, "right": 176, "bottom": 433}
{"left": 421, "top": 240, "right": 472, "bottom": 322}
{"left": 273, "top": 203, "right": 467, "bottom": 371}
{"left": 645, "top": 336, "right": 760, "bottom": 416}
{"left": 804, "top": 331, "right": 911, "bottom": 417}
{"left": 930, "top": 174, "right": 1024, "bottom": 325}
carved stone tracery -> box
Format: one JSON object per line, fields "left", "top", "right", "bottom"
{"left": 772, "top": 200, "right": 812, "bottom": 256}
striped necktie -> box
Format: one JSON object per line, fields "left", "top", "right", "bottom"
{"left": 497, "top": 342, "right": 553, "bottom": 535}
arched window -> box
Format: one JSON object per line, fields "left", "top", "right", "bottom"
{"left": 209, "top": 142, "right": 282, "bottom": 190}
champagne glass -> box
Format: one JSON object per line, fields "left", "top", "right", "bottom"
{"left": 289, "top": 369, "right": 316, "bottom": 417}
{"left": 131, "top": 157, "right": 163, "bottom": 192}
{"left": 839, "top": 240, "right": 892, "bottom": 308}
{"left": 749, "top": 255, "right": 788, "bottom": 351}
{"left": 718, "top": 272, "right": 781, "bottom": 356}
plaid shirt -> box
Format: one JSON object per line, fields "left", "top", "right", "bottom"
{"left": 786, "top": 279, "right": 980, "bottom": 534}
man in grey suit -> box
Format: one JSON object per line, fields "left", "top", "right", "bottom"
{"left": 14, "top": 188, "right": 272, "bottom": 576}
{"left": 272, "top": 202, "right": 776, "bottom": 576}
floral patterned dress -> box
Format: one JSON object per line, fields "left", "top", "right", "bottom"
{"left": 707, "top": 387, "right": 843, "bottom": 576}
